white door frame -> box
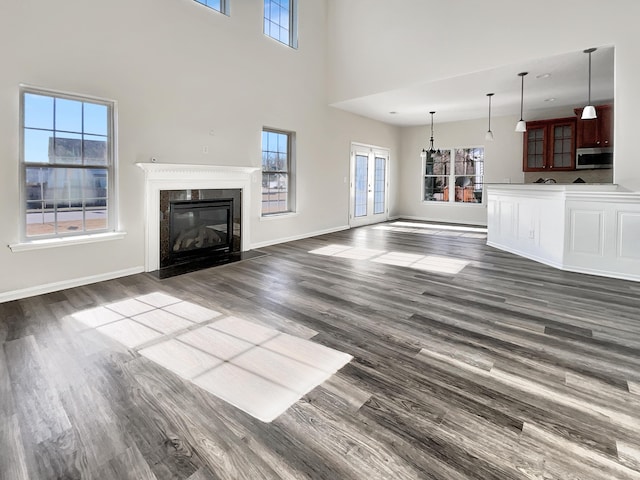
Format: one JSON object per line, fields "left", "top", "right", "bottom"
{"left": 349, "top": 143, "right": 390, "bottom": 228}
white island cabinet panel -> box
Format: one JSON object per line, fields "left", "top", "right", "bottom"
{"left": 487, "top": 184, "right": 640, "bottom": 282}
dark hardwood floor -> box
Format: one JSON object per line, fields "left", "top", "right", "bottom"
{"left": 2, "top": 220, "right": 640, "bottom": 479}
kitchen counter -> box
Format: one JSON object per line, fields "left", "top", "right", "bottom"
{"left": 486, "top": 184, "right": 640, "bottom": 281}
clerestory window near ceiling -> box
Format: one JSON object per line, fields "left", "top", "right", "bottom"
{"left": 423, "top": 147, "right": 485, "bottom": 204}
{"left": 20, "top": 87, "right": 117, "bottom": 240}
{"left": 193, "top": 0, "right": 229, "bottom": 15}
{"left": 263, "top": 0, "right": 298, "bottom": 48}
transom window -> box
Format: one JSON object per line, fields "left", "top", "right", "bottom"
{"left": 264, "top": 0, "right": 298, "bottom": 48}
{"left": 21, "top": 87, "right": 116, "bottom": 239}
{"left": 262, "top": 129, "right": 295, "bottom": 215}
{"left": 424, "top": 147, "right": 484, "bottom": 204}
{"left": 194, "top": 0, "right": 228, "bottom": 15}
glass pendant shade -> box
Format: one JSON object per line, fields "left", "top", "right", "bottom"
{"left": 581, "top": 105, "right": 597, "bottom": 119}
{"left": 420, "top": 149, "right": 427, "bottom": 160}
{"left": 485, "top": 130, "right": 494, "bottom": 141}
{"left": 515, "top": 120, "right": 527, "bottom": 132}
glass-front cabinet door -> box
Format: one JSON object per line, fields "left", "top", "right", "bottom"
{"left": 523, "top": 118, "right": 576, "bottom": 171}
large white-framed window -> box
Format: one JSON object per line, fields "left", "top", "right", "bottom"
{"left": 423, "top": 147, "right": 484, "bottom": 204}
{"left": 194, "top": 0, "right": 228, "bottom": 15}
{"left": 20, "top": 86, "right": 116, "bottom": 240}
{"left": 261, "top": 128, "right": 295, "bottom": 215}
{"left": 263, "top": 0, "right": 298, "bottom": 48}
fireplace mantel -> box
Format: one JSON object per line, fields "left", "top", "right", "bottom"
{"left": 137, "top": 163, "right": 259, "bottom": 272}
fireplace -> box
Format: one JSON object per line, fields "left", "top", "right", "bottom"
{"left": 137, "top": 163, "right": 259, "bottom": 273}
{"left": 159, "top": 188, "right": 241, "bottom": 275}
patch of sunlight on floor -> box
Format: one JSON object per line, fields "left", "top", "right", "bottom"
{"left": 309, "top": 244, "right": 470, "bottom": 274}
{"left": 372, "top": 222, "right": 487, "bottom": 239}
{"left": 69, "top": 293, "right": 352, "bottom": 423}
{"left": 390, "top": 221, "right": 487, "bottom": 233}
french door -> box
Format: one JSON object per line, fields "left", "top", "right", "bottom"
{"left": 349, "top": 144, "right": 389, "bottom": 227}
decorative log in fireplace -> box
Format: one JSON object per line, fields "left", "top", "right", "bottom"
{"left": 168, "top": 198, "right": 233, "bottom": 265}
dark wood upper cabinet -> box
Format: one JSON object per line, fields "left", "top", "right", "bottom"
{"left": 574, "top": 104, "right": 613, "bottom": 148}
{"left": 523, "top": 117, "right": 576, "bottom": 172}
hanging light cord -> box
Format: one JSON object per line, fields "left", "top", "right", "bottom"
{"left": 519, "top": 74, "right": 525, "bottom": 121}
{"left": 429, "top": 111, "right": 436, "bottom": 153}
{"left": 587, "top": 49, "right": 592, "bottom": 104}
{"left": 487, "top": 93, "right": 493, "bottom": 131}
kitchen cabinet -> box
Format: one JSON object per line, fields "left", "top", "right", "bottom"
{"left": 574, "top": 104, "right": 613, "bottom": 148}
{"left": 523, "top": 117, "right": 576, "bottom": 172}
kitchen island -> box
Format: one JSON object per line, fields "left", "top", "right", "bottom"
{"left": 486, "top": 184, "right": 640, "bottom": 281}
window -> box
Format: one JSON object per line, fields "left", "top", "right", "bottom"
{"left": 194, "top": 0, "right": 228, "bottom": 15}
{"left": 21, "top": 87, "right": 116, "bottom": 239}
{"left": 262, "top": 128, "right": 294, "bottom": 215}
{"left": 424, "top": 147, "right": 484, "bottom": 204}
{"left": 264, "top": 0, "right": 298, "bottom": 48}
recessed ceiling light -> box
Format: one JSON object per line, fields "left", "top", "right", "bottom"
{"left": 544, "top": 97, "right": 556, "bottom": 102}
{"left": 536, "top": 73, "right": 551, "bottom": 79}
{"left": 389, "top": 111, "right": 398, "bottom": 114}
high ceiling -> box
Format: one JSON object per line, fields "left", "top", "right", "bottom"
{"left": 330, "top": 46, "right": 615, "bottom": 126}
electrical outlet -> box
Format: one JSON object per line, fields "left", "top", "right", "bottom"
{"left": 202, "top": 146, "right": 209, "bottom": 154}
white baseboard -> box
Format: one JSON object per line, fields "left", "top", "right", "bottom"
{"left": 559, "top": 264, "right": 640, "bottom": 283}
{"left": 0, "top": 266, "right": 145, "bottom": 303}
{"left": 251, "top": 225, "right": 350, "bottom": 250}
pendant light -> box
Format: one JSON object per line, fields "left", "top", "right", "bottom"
{"left": 515, "top": 72, "right": 528, "bottom": 132}
{"left": 485, "top": 93, "right": 495, "bottom": 141}
{"left": 581, "top": 48, "right": 597, "bottom": 120}
{"left": 420, "top": 111, "right": 441, "bottom": 160}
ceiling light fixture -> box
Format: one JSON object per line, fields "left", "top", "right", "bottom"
{"left": 420, "top": 111, "right": 441, "bottom": 161}
{"left": 581, "top": 48, "right": 597, "bottom": 120}
{"left": 515, "top": 72, "right": 528, "bottom": 132}
{"left": 485, "top": 93, "right": 495, "bottom": 141}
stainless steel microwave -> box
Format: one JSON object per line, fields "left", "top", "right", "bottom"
{"left": 576, "top": 147, "right": 613, "bottom": 169}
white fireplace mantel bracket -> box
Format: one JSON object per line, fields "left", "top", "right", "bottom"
{"left": 136, "top": 163, "right": 259, "bottom": 272}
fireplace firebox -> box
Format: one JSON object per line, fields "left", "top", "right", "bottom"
{"left": 169, "top": 198, "right": 233, "bottom": 263}
{"left": 158, "top": 188, "right": 243, "bottom": 276}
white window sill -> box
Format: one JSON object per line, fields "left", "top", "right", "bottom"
{"left": 260, "top": 212, "right": 299, "bottom": 221}
{"left": 9, "top": 231, "right": 127, "bottom": 252}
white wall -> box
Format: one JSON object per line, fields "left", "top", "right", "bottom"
{"left": 327, "top": 0, "right": 640, "bottom": 192}
{"left": 398, "top": 115, "right": 524, "bottom": 225}
{"left": 0, "top": 0, "right": 399, "bottom": 299}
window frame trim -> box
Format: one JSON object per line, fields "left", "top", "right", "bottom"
{"left": 422, "top": 145, "right": 486, "bottom": 206}
{"left": 19, "top": 84, "right": 119, "bottom": 242}
{"left": 263, "top": 0, "right": 298, "bottom": 49}
{"left": 261, "top": 127, "right": 296, "bottom": 217}
{"left": 193, "top": 0, "right": 229, "bottom": 16}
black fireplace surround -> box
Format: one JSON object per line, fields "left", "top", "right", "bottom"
{"left": 159, "top": 188, "right": 242, "bottom": 276}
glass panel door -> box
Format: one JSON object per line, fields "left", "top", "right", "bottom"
{"left": 354, "top": 154, "right": 368, "bottom": 217}
{"left": 373, "top": 156, "right": 386, "bottom": 214}
{"left": 350, "top": 144, "right": 389, "bottom": 227}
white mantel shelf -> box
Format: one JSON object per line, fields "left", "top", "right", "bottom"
{"left": 486, "top": 184, "right": 640, "bottom": 282}
{"left": 136, "top": 163, "right": 259, "bottom": 176}
{"left": 137, "top": 163, "right": 259, "bottom": 272}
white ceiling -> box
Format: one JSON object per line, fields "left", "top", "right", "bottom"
{"left": 330, "top": 46, "right": 615, "bottom": 126}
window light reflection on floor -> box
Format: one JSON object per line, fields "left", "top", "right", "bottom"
{"left": 69, "top": 292, "right": 352, "bottom": 423}
{"left": 373, "top": 221, "right": 487, "bottom": 239}
{"left": 308, "top": 244, "right": 470, "bottom": 274}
